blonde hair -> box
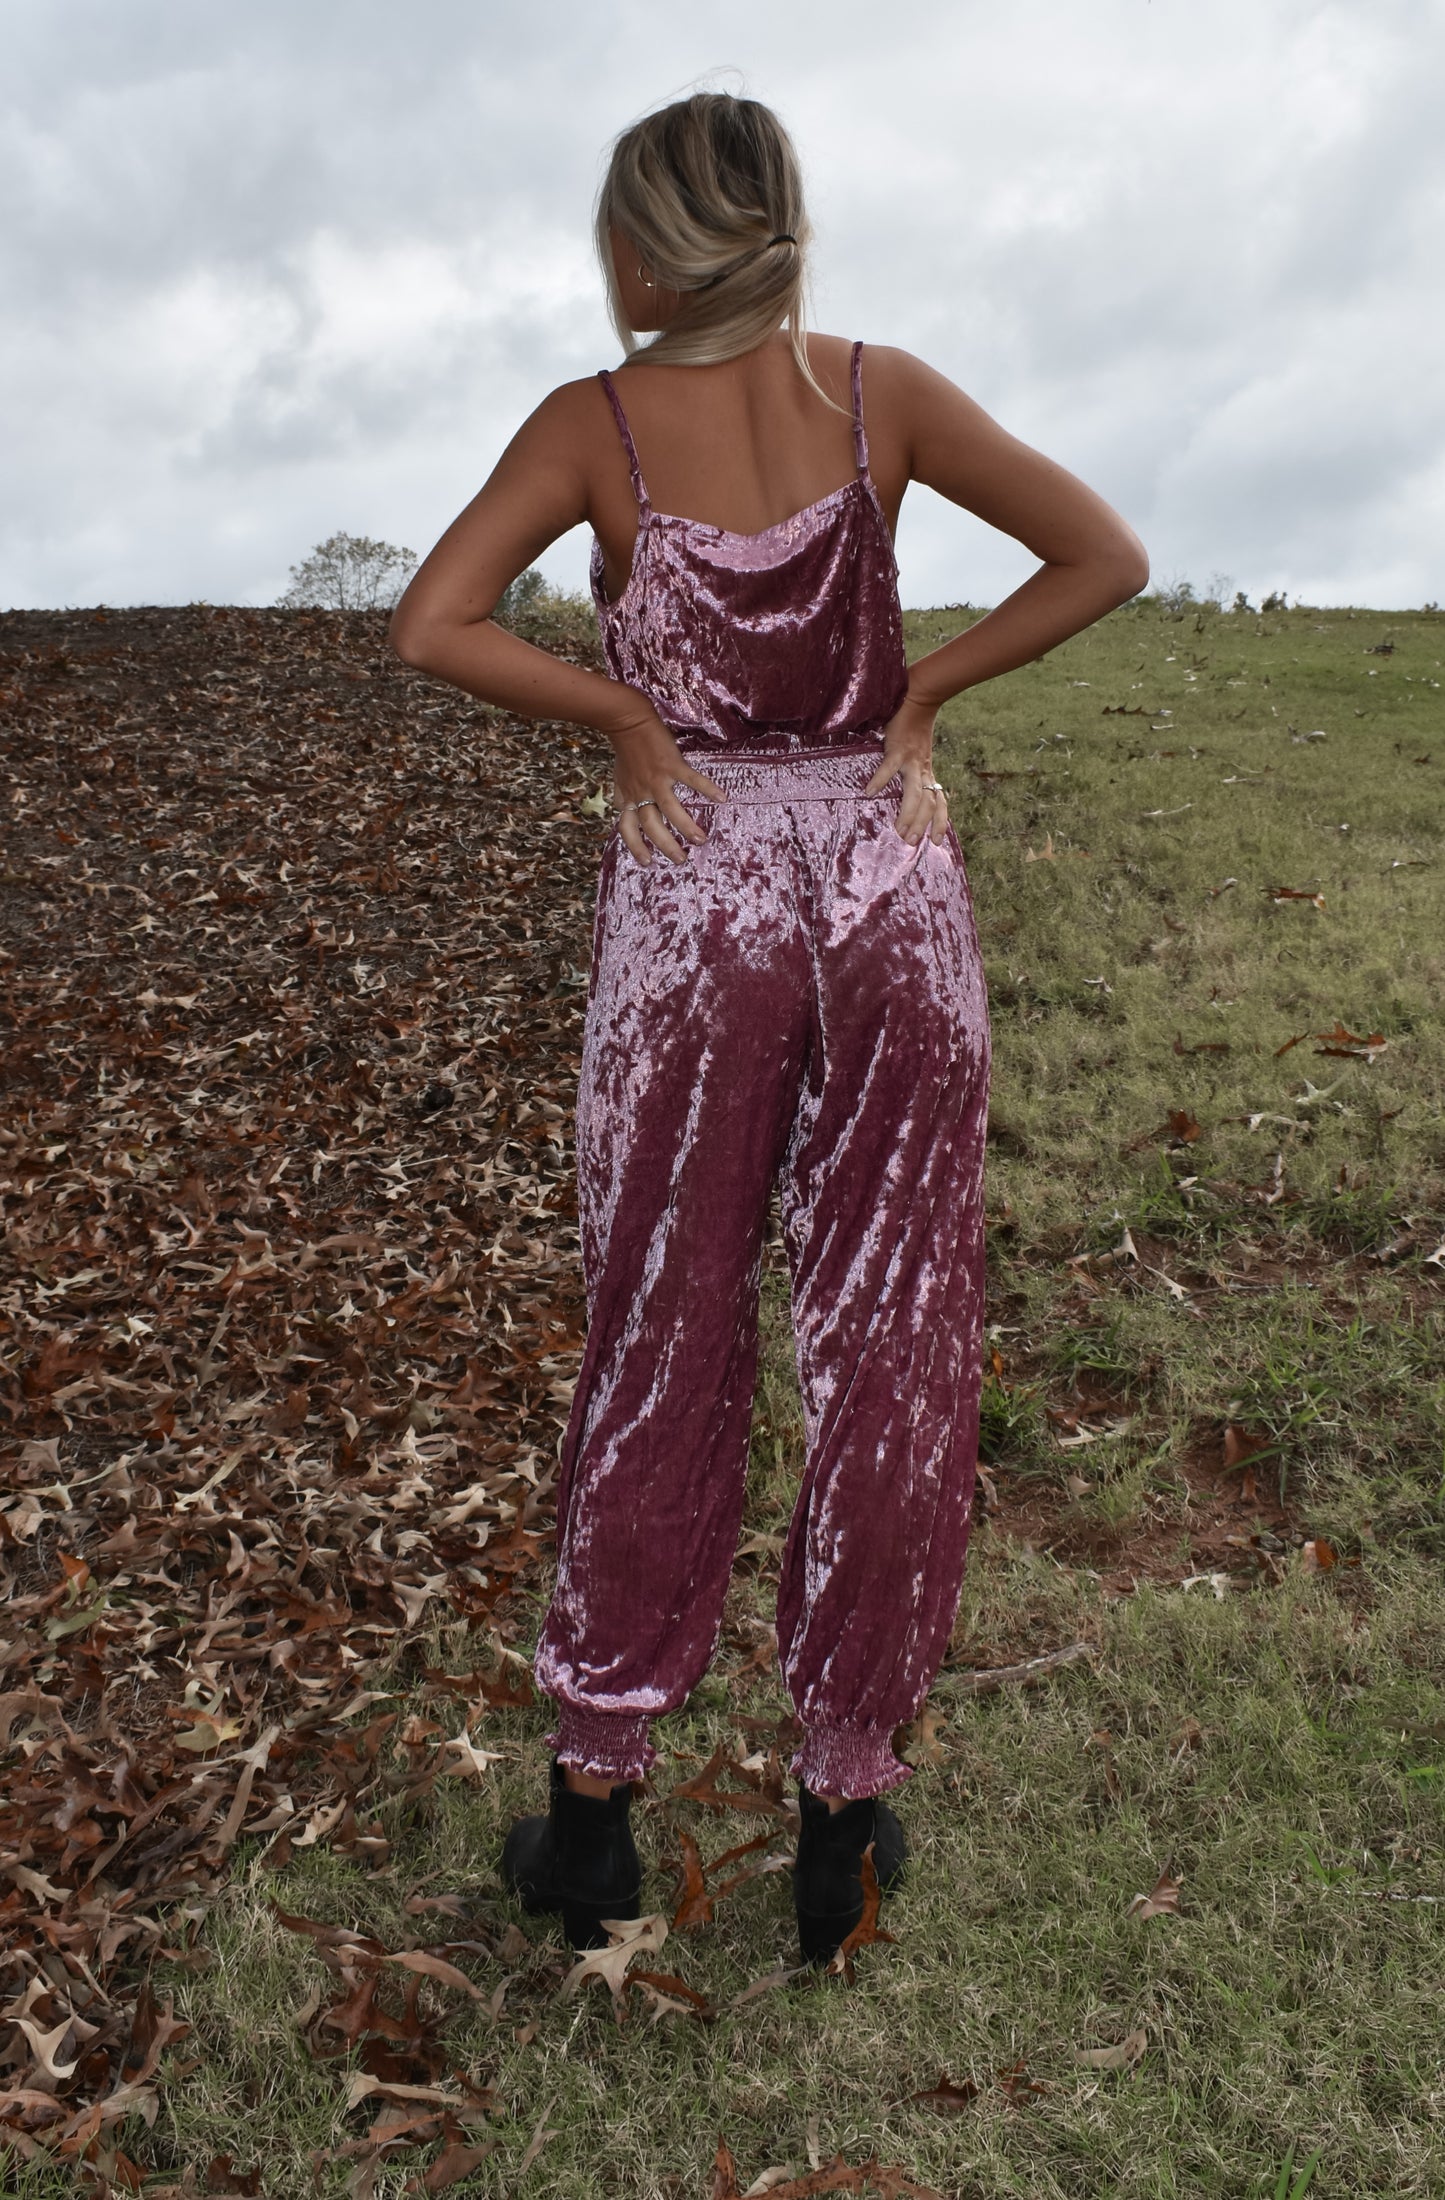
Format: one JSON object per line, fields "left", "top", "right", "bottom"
{"left": 594, "top": 92, "right": 850, "bottom": 418}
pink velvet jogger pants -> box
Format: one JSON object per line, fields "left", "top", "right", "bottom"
{"left": 533, "top": 743, "right": 991, "bottom": 1800}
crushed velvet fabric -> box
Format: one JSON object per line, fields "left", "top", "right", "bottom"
{"left": 587, "top": 341, "right": 908, "bottom": 753}
{"left": 534, "top": 345, "right": 991, "bottom": 1801}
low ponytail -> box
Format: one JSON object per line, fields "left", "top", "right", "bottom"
{"left": 594, "top": 92, "right": 849, "bottom": 419}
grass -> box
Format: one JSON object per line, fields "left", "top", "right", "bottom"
{"left": 13, "top": 599, "right": 1443, "bottom": 2197}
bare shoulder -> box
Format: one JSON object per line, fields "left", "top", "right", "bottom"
{"left": 798, "top": 329, "right": 855, "bottom": 402}
{"left": 500, "top": 372, "right": 611, "bottom": 457}
{"left": 854, "top": 343, "right": 977, "bottom": 407}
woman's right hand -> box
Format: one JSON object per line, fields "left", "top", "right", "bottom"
{"left": 608, "top": 699, "right": 729, "bottom": 868}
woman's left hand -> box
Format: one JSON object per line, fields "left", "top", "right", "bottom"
{"left": 864, "top": 693, "right": 950, "bottom": 845}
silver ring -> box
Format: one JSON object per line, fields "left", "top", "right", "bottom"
{"left": 634, "top": 797, "right": 659, "bottom": 812}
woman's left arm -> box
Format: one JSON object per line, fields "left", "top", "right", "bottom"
{"left": 864, "top": 346, "right": 1150, "bottom": 842}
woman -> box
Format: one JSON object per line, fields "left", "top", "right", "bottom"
{"left": 390, "top": 91, "right": 1147, "bottom": 1963}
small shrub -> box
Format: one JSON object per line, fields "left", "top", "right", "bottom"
{"left": 493, "top": 567, "right": 550, "bottom": 623}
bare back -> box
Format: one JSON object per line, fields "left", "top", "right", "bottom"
{"left": 587, "top": 332, "right": 908, "bottom": 607}
{"left": 390, "top": 331, "right": 1144, "bottom": 662}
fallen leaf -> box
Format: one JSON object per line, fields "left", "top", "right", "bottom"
{"left": 670, "top": 1831, "right": 713, "bottom": 1929}
{"left": 900, "top": 1705, "right": 949, "bottom": 1767}
{"left": 13, "top": 2015, "right": 81, "bottom": 2083}
{"left": 1222, "top": 1424, "right": 1277, "bottom": 1472}
{"left": 905, "top": 2074, "right": 980, "bottom": 2113}
{"left": 712, "top": 2139, "right": 743, "bottom": 2200}
{"left": 380, "top": 1949, "right": 484, "bottom": 2000}
{"left": 996, "top": 2061, "right": 1049, "bottom": 2105}
{"left": 1074, "top": 2027, "right": 1147, "bottom": 2070}
{"left": 513, "top": 2092, "right": 558, "bottom": 2179}
{"left": 1301, "top": 1538, "right": 1338, "bottom": 1574}
{"left": 433, "top": 1730, "right": 505, "bottom": 1780}
{"left": 559, "top": 1913, "right": 669, "bottom": 2019}
{"left": 1312, "top": 1023, "right": 1388, "bottom": 1062}
{"left": 826, "top": 1845, "right": 896, "bottom": 1979}
{"left": 412, "top": 2138, "right": 494, "bottom": 2191}
{"left": 1126, "top": 1868, "right": 1182, "bottom": 1921}
{"left": 726, "top": 1964, "right": 810, "bottom": 2010}
{"left": 1179, "top": 1571, "right": 1233, "bottom": 1600}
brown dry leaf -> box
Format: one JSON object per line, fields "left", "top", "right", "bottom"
{"left": 719, "top": 2158, "right": 943, "bottom": 2200}
{"left": 380, "top": 1949, "right": 483, "bottom": 2001}
{"left": 1075, "top": 2026, "right": 1148, "bottom": 2070}
{"left": 1302, "top": 1538, "right": 1339, "bottom": 1573}
{"left": 409, "top": 2139, "right": 495, "bottom": 2192}
{"left": 1126, "top": 1868, "right": 1183, "bottom": 1921}
{"left": 1264, "top": 886, "right": 1326, "bottom": 908}
{"left": 344, "top": 2073, "right": 491, "bottom": 2115}
{"left": 12, "top": 2016, "right": 81, "bottom": 2083}
{"left": 996, "top": 2060, "right": 1049, "bottom": 2105}
{"left": 559, "top": 1913, "right": 669, "bottom": 2019}
{"left": 1313, "top": 1023, "right": 1388, "bottom": 1061}
{"left": 630, "top": 1968, "right": 715, "bottom": 2025}
{"left": 826, "top": 1846, "right": 896, "bottom": 1980}
{"left": 900, "top": 1705, "right": 949, "bottom": 1768}
{"left": 712, "top": 2139, "right": 744, "bottom": 2200}
{"left": 514, "top": 2093, "right": 558, "bottom": 2179}
{"left": 1, "top": 603, "right": 610, "bottom": 2149}
{"left": 905, "top": 2074, "right": 980, "bottom": 2113}
{"left": 670, "top": 1830, "right": 714, "bottom": 1930}
{"left": 1222, "top": 1424, "right": 1277, "bottom": 1472}
{"left": 726, "top": 1963, "right": 811, "bottom": 2009}
{"left": 669, "top": 1741, "right": 792, "bottom": 1819}
{"left": 431, "top": 1730, "right": 504, "bottom": 1781}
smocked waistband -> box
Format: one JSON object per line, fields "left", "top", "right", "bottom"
{"left": 668, "top": 740, "right": 896, "bottom": 805}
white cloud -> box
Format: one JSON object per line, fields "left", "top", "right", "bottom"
{"left": 2, "top": 0, "right": 1441, "bottom": 611}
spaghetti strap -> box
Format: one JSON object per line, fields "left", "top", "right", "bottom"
{"left": 597, "top": 369, "right": 652, "bottom": 514}
{"left": 850, "top": 340, "right": 870, "bottom": 480}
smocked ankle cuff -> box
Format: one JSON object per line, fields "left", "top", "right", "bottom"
{"left": 545, "top": 1704, "right": 656, "bottom": 1784}
{"left": 790, "top": 1719, "right": 914, "bottom": 1801}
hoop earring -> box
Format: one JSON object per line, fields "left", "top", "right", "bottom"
{"left": 637, "top": 263, "right": 654, "bottom": 289}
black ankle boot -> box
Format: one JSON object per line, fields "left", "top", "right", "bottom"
{"left": 792, "top": 1780, "right": 908, "bottom": 1966}
{"left": 500, "top": 1756, "right": 643, "bottom": 1950}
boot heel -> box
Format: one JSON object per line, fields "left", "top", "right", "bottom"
{"left": 796, "top": 1901, "right": 863, "bottom": 1966}
{"left": 561, "top": 1888, "right": 640, "bottom": 1952}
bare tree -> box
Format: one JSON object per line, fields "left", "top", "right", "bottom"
{"left": 279, "top": 532, "right": 418, "bottom": 611}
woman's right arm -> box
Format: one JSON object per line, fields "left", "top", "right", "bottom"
{"left": 388, "top": 382, "right": 723, "bottom": 865}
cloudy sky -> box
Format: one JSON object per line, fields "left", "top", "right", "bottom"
{"left": 4, "top": 0, "right": 1442, "bottom": 613}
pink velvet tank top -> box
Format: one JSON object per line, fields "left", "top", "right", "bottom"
{"left": 589, "top": 340, "right": 907, "bottom": 755}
